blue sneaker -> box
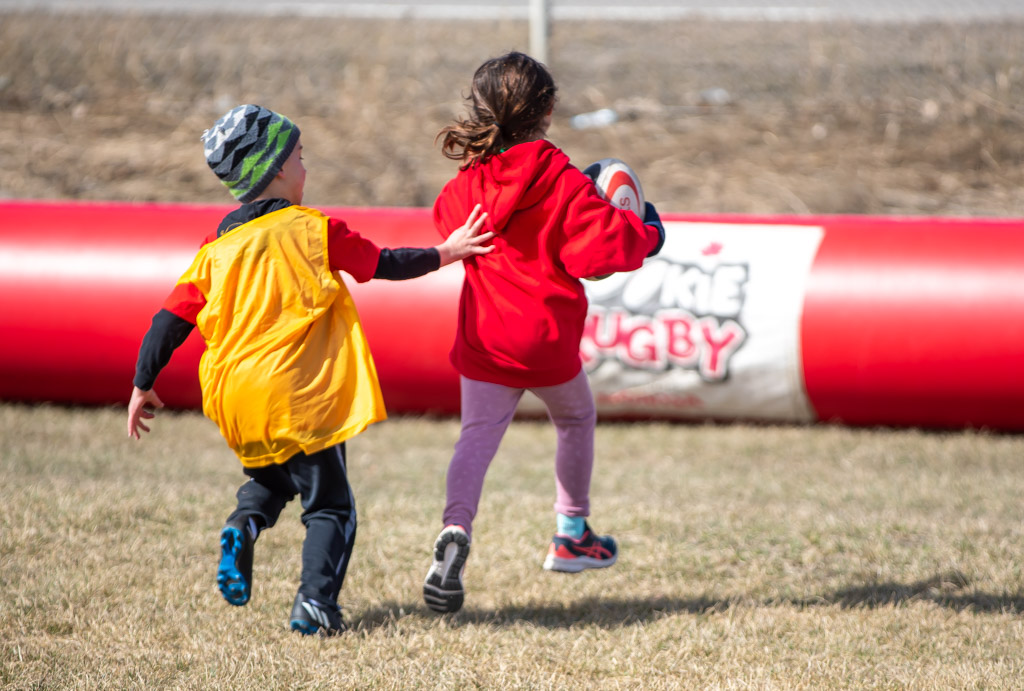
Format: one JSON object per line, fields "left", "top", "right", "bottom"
{"left": 290, "top": 593, "right": 347, "bottom": 636}
{"left": 423, "top": 525, "right": 470, "bottom": 613}
{"left": 217, "top": 517, "right": 255, "bottom": 606}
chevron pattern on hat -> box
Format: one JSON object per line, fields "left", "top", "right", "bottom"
{"left": 201, "top": 104, "right": 300, "bottom": 203}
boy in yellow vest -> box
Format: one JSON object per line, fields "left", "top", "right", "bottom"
{"left": 126, "top": 104, "right": 493, "bottom": 636}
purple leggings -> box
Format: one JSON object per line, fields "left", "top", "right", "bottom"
{"left": 442, "top": 369, "right": 597, "bottom": 539}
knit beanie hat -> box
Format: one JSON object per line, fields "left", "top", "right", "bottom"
{"left": 201, "top": 104, "right": 301, "bottom": 203}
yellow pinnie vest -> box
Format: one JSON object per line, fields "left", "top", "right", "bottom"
{"left": 176, "top": 205, "right": 386, "bottom": 467}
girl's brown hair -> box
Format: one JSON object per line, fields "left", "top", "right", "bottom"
{"left": 437, "top": 52, "right": 557, "bottom": 167}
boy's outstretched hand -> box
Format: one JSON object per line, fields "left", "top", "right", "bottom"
{"left": 127, "top": 386, "right": 164, "bottom": 439}
{"left": 437, "top": 204, "right": 495, "bottom": 266}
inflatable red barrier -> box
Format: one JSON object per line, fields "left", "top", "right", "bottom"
{"left": 2, "top": 199, "right": 1023, "bottom": 431}
{"left": 800, "top": 215, "right": 1024, "bottom": 430}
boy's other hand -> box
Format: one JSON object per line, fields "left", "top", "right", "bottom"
{"left": 437, "top": 204, "right": 495, "bottom": 266}
{"left": 127, "top": 386, "right": 165, "bottom": 439}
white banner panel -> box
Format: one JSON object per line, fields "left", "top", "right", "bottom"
{"left": 573, "top": 221, "right": 824, "bottom": 422}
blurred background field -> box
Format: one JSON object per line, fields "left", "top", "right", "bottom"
{"left": 4, "top": 7, "right": 1024, "bottom": 689}
{"left": 2, "top": 11, "right": 1024, "bottom": 216}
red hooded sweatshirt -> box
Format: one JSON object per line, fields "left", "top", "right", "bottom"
{"left": 433, "top": 139, "right": 661, "bottom": 388}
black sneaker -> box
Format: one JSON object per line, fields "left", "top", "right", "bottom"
{"left": 290, "top": 593, "right": 347, "bottom": 636}
{"left": 217, "top": 517, "right": 255, "bottom": 606}
{"left": 423, "top": 525, "right": 470, "bottom": 613}
{"left": 542, "top": 521, "right": 617, "bottom": 573}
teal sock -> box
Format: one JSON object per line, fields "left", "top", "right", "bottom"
{"left": 556, "top": 514, "right": 585, "bottom": 539}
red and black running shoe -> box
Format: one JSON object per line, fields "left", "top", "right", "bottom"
{"left": 542, "top": 522, "right": 618, "bottom": 573}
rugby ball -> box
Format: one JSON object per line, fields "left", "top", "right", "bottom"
{"left": 581, "top": 158, "right": 645, "bottom": 280}
{"left": 582, "top": 158, "right": 645, "bottom": 219}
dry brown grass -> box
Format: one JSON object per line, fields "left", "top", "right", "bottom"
{"left": 3, "top": 403, "right": 1024, "bottom": 688}
{"left": 2, "top": 11, "right": 1024, "bottom": 216}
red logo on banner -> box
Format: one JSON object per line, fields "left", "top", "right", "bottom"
{"left": 582, "top": 260, "right": 749, "bottom": 382}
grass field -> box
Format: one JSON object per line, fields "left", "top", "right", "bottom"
{"left": 3, "top": 403, "right": 1023, "bottom": 688}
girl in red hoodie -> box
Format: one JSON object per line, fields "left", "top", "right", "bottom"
{"left": 423, "top": 52, "right": 665, "bottom": 614}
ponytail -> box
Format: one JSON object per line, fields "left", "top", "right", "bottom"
{"left": 438, "top": 52, "right": 557, "bottom": 167}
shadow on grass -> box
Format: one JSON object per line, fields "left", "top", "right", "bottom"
{"left": 356, "top": 595, "right": 731, "bottom": 631}
{"left": 354, "top": 570, "right": 1023, "bottom": 631}
{"left": 795, "top": 570, "right": 1024, "bottom": 614}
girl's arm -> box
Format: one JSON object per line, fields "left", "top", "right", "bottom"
{"left": 560, "top": 182, "right": 663, "bottom": 279}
